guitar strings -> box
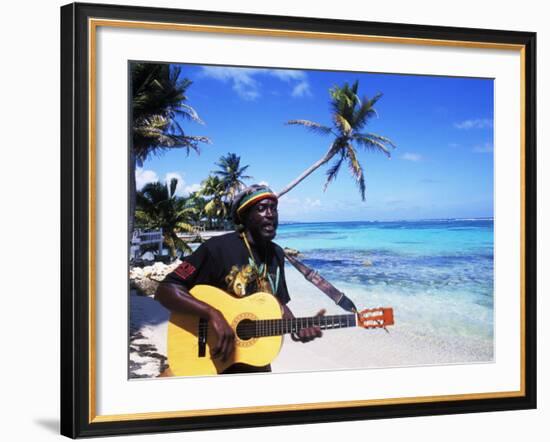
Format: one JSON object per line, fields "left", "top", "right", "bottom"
{"left": 193, "top": 318, "right": 386, "bottom": 339}
{"left": 194, "top": 317, "right": 387, "bottom": 330}
{"left": 194, "top": 314, "right": 363, "bottom": 336}
{"left": 195, "top": 315, "right": 356, "bottom": 328}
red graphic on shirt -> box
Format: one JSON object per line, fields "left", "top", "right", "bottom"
{"left": 174, "top": 261, "right": 196, "bottom": 280}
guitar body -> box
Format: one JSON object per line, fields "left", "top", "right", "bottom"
{"left": 167, "top": 285, "right": 284, "bottom": 376}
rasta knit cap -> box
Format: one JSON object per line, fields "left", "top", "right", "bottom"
{"left": 231, "top": 184, "right": 278, "bottom": 227}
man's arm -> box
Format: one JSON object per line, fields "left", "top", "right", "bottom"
{"left": 155, "top": 282, "right": 235, "bottom": 361}
{"left": 281, "top": 303, "right": 325, "bottom": 343}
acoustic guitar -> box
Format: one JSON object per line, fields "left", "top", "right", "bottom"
{"left": 167, "top": 284, "right": 394, "bottom": 376}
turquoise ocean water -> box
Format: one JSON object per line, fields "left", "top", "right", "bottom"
{"left": 277, "top": 219, "right": 494, "bottom": 364}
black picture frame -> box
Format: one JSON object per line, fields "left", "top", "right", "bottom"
{"left": 60, "top": 2, "right": 537, "bottom": 438}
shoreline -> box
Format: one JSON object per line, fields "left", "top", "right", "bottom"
{"left": 177, "top": 230, "right": 230, "bottom": 243}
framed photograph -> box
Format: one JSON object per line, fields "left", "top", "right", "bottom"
{"left": 60, "top": 2, "right": 536, "bottom": 438}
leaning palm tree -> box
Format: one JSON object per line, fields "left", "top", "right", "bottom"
{"left": 135, "top": 178, "right": 197, "bottom": 259}
{"left": 277, "top": 80, "right": 395, "bottom": 201}
{"left": 130, "top": 63, "right": 211, "bottom": 235}
{"left": 213, "top": 153, "right": 252, "bottom": 202}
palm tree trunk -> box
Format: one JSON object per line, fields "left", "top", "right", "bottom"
{"left": 276, "top": 148, "right": 335, "bottom": 198}
{"left": 165, "top": 233, "right": 178, "bottom": 260}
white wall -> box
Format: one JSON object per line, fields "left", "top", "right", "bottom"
{"left": 1, "top": 0, "right": 546, "bottom": 440}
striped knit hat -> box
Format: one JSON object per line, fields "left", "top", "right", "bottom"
{"left": 231, "top": 184, "right": 278, "bottom": 225}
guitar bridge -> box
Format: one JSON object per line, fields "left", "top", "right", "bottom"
{"left": 198, "top": 318, "right": 208, "bottom": 358}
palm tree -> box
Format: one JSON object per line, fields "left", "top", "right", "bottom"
{"left": 213, "top": 153, "right": 252, "bottom": 202}
{"left": 277, "top": 80, "right": 395, "bottom": 201}
{"left": 199, "top": 175, "right": 227, "bottom": 229}
{"left": 185, "top": 191, "right": 208, "bottom": 225}
{"left": 130, "top": 63, "right": 211, "bottom": 235}
{"left": 135, "top": 178, "right": 197, "bottom": 259}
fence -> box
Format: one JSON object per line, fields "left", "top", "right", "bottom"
{"left": 130, "top": 229, "right": 163, "bottom": 260}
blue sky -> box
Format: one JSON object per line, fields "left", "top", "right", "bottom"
{"left": 135, "top": 63, "right": 494, "bottom": 222}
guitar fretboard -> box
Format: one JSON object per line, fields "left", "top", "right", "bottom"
{"left": 247, "top": 314, "right": 358, "bottom": 338}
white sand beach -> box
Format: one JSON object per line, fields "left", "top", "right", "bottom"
{"left": 129, "top": 290, "right": 170, "bottom": 378}
{"left": 129, "top": 263, "right": 493, "bottom": 379}
{"left": 275, "top": 266, "right": 492, "bottom": 373}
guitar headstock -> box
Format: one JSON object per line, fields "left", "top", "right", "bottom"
{"left": 357, "top": 307, "right": 394, "bottom": 329}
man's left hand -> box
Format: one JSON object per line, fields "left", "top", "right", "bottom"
{"left": 292, "top": 308, "right": 326, "bottom": 343}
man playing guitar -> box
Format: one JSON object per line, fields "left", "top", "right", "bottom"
{"left": 155, "top": 184, "right": 324, "bottom": 375}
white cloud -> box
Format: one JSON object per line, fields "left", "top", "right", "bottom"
{"left": 165, "top": 173, "right": 203, "bottom": 197}
{"left": 278, "top": 195, "right": 300, "bottom": 205}
{"left": 291, "top": 81, "right": 312, "bottom": 97}
{"left": 278, "top": 195, "right": 322, "bottom": 217}
{"left": 454, "top": 118, "right": 493, "bottom": 130}
{"left": 269, "top": 69, "right": 306, "bottom": 81}
{"left": 136, "top": 169, "right": 202, "bottom": 197}
{"left": 200, "top": 66, "right": 257, "bottom": 82}
{"left": 200, "top": 67, "right": 260, "bottom": 100}
{"left": 400, "top": 153, "right": 423, "bottom": 162}
{"left": 304, "top": 198, "right": 321, "bottom": 207}
{"left": 200, "top": 66, "right": 311, "bottom": 100}
{"left": 184, "top": 183, "right": 202, "bottom": 195}
{"left": 135, "top": 168, "right": 158, "bottom": 189}
{"left": 233, "top": 78, "right": 260, "bottom": 101}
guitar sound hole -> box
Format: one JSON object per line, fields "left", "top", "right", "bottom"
{"left": 236, "top": 319, "right": 255, "bottom": 340}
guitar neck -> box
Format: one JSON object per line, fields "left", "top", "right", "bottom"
{"left": 251, "top": 314, "right": 358, "bottom": 338}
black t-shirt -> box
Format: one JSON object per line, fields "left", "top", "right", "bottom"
{"left": 164, "top": 231, "right": 290, "bottom": 305}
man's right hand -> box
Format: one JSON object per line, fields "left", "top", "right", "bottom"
{"left": 155, "top": 283, "right": 236, "bottom": 362}
{"left": 208, "top": 309, "right": 235, "bottom": 362}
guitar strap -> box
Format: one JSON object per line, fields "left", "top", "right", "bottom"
{"left": 284, "top": 252, "right": 358, "bottom": 313}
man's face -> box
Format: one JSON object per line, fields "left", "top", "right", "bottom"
{"left": 243, "top": 198, "right": 278, "bottom": 242}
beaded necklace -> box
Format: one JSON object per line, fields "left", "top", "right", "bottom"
{"left": 241, "top": 233, "right": 279, "bottom": 294}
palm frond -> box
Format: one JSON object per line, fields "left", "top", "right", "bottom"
{"left": 140, "top": 181, "right": 169, "bottom": 203}
{"left": 175, "top": 221, "right": 195, "bottom": 232}
{"left": 286, "top": 120, "right": 333, "bottom": 135}
{"left": 330, "top": 83, "right": 356, "bottom": 110}
{"left": 332, "top": 114, "right": 352, "bottom": 135}
{"left": 169, "top": 178, "right": 178, "bottom": 198}
{"left": 236, "top": 164, "right": 251, "bottom": 176}
{"left": 353, "top": 133, "right": 395, "bottom": 157}
{"left": 359, "top": 132, "right": 396, "bottom": 147}
{"left": 131, "top": 62, "right": 209, "bottom": 165}
{"left": 323, "top": 153, "right": 345, "bottom": 192}
{"left": 183, "top": 135, "right": 212, "bottom": 145}
{"left": 173, "top": 236, "right": 193, "bottom": 255}
{"left": 352, "top": 93, "right": 381, "bottom": 130}
{"left": 175, "top": 207, "right": 199, "bottom": 219}
{"left": 204, "top": 199, "right": 223, "bottom": 217}
{"left": 345, "top": 146, "right": 366, "bottom": 201}
{"left": 134, "top": 210, "right": 156, "bottom": 229}
{"left": 174, "top": 104, "right": 204, "bottom": 124}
